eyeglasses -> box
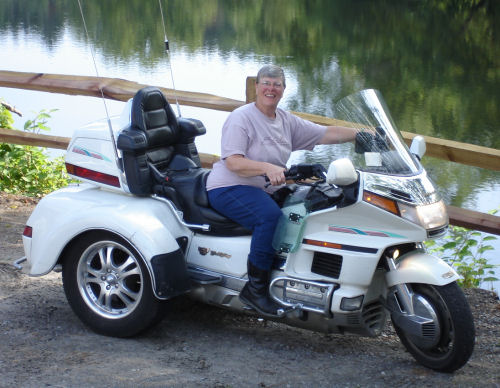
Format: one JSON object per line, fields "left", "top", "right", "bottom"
{"left": 259, "top": 81, "right": 284, "bottom": 88}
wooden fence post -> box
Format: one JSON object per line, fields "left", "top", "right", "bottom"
{"left": 246, "top": 76, "right": 257, "bottom": 103}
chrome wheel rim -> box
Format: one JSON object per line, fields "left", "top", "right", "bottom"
{"left": 76, "top": 240, "right": 144, "bottom": 319}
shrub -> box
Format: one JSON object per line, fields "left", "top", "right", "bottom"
{"left": 0, "top": 107, "right": 73, "bottom": 197}
{"left": 426, "top": 210, "right": 499, "bottom": 289}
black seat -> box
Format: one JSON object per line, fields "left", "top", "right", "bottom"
{"left": 117, "top": 86, "right": 250, "bottom": 236}
{"left": 156, "top": 169, "right": 252, "bottom": 236}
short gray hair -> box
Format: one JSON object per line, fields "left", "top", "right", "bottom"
{"left": 256, "top": 65, "right": 286, "bottom": 87}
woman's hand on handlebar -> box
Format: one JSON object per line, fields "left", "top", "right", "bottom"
{"left": 264, "top": 163, "right": 286, "bottom": 186}
{"left": 286, "top": 164, "right": 327, "bottom": 181}
{"left": 264, "top": 163, "right": 327, "bottom": 186}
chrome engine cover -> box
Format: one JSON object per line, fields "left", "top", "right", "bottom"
{"left": 269, "top": 276, "right": 337, "bottom": 315}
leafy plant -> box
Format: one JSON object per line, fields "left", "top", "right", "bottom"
{"left": 0, "top": 101, "right": 15, "bottom": 128}
{"left": 0, "top": 107, "right": 73, "bottom": 197}
{"left": 23, "top": 108, "right": 56, "bottom": 133}
{"left": 426, "top": 209, "right": 499, "bottom": 289}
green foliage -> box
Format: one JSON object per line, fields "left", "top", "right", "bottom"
{"left": 23, "top": 109, "right": 55, "bottom": 133}
{"left": 0, "top": 108, "right": 73, "bottom": 197}
{"left": 426, "top": 210, "right": 499, "bottom": 289}
{"left": 0, "top": 101, "right": 14, "bottom": 128}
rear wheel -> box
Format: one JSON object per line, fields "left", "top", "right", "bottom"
{"left": 392, "top": 282, "right": 475, "bottom": 372}
{"left": 62, "top": 231, "right": 166, "bottom": 337}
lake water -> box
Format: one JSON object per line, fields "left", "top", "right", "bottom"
{"left": 0, "top": 0, "right": 498, "bottom": 292}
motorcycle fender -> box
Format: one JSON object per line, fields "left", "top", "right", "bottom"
{"left": 385, "top": 252, "right": 459, "bottom": 287}
{"left": 25, "top": 185, "right": 185, "bottom": 283}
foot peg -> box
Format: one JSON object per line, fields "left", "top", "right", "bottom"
{"left": 242, "top": 303, "right": 301, "bottom": 319}
{"left": 277, "top": 303, "right": 303, "bottom": 318}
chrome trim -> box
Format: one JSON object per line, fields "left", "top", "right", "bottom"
{"left": 13, "top": 256, "right": 27, "bottom": 270}
{"left": 269, "top": 276, "right": 337, "bottom": 316}
{"left": 152, "top": 195, "right": 210, "bottom": 231}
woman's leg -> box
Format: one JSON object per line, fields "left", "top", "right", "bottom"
{"left": 208, "top": 185, "right": 282, "bottom": 270}
{"left": 208, "top": 185, "right": 284, "bottom": 317}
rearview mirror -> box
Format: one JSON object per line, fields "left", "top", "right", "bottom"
{"left": 410, "top": 135, "right": 426, "bottom": 160}
{"left": 326, "top": 158, "right": 358, "bottom": 186}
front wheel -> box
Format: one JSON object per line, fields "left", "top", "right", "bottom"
{"left": 62, "top": 231, "right": 166, "bottom": 337}
{"left": 392, "top": 282, "right": 475, "bottom": 373}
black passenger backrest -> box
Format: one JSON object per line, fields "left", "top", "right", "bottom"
{"left": 130, "top": 86, "right": 180, "bottom": 173}
{"left": 117, "top": 87, "right": 179, "bottom": 195}
{"left": 117, "top": 87, "right": 206, "bottom": 195}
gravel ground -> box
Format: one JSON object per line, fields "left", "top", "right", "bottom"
{"left": 1, "top": 192, "right": 499, "bottom": 387}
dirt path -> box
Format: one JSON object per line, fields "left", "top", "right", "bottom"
{"left": 1, "top": 192, "right": 499, "bottom": 387}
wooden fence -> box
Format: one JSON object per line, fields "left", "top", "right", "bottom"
{"left": 0, "top": 70, "right": 499, "bottom": 235}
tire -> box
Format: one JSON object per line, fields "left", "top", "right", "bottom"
{"left": 392, "top": 282, "right": 475, "bottom": 373}
{"left": 62, "top": 231, "right": 166, "bottom": 337}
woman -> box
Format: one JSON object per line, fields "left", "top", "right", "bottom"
{"left": 206, "top": 65, "right": 357, "bottom": 317}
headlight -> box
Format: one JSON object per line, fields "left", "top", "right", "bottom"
{"left": 398, "top": 200, "right": 448, "bottom": 230}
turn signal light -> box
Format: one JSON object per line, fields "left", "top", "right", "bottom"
{"left": 363, "top": 191, "right": 399, "bottom": 215}
{"left": 303, "top": 239, "right": 342, "bottom": 249}
{"left": 65, "top": 163, "right": 120, "bottom": 187}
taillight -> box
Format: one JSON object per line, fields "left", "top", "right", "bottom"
{"left": 23, "top": 226, "right": 33, "bottom": 238}
{"left": 65, "top": 163, "right": 120, "bottom": 187}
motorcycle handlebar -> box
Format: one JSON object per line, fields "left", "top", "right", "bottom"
{"left": 264, "top": 163, "right": 327, "bottom": 183}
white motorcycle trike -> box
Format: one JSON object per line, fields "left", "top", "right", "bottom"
{"left": 17, "top": 88, "right": 475, "bottom": 372}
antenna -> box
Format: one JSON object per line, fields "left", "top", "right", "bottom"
{"left": 76, "top": 0, "right": 122, "bottom": 171}
{"left": 158, "top": 0, "right": 182, "bottom": 117}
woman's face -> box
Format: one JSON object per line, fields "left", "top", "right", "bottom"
{"left": 255, "top": 77, "right": 285, "bottom": 110}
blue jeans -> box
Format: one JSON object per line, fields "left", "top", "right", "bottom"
{"left": 208, "top": 185, "right": 282, "bottom": 270}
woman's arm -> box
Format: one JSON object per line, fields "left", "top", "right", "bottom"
{"left": 225, "top": 154, "right": 286, "bottom": 186}
{"left": 319, "top": 125, "right": 358, "bottom": 144}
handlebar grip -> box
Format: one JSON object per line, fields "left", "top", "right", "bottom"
{"left": 264, "top": 163, "right": 326, "bottom": 185}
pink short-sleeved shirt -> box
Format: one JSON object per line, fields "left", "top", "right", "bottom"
{"left": 206, "top": 103, "right": 326, "bottom": 192}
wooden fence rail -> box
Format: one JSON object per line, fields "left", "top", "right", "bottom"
{"left": 0, "top": 70, "right": 499, "bottom": 235}
{"left": 0, "top": 70, "right": 243, "bottom": 112}
{"left": 1, "top": 128, "right": 498, "bottom": 236}
{"left": 1, "top": 71, "right": 499, "bottom": 171}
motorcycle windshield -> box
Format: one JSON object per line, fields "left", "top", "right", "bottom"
{"left": 326, "top": 89, "right": 421, "bottom": 176}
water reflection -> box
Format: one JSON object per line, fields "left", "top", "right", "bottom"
{"left": 1, "top": 0, "right": 498, "bottom": 203}
{"left": 1, "top": 0, "right": 498, "bottom": 149}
